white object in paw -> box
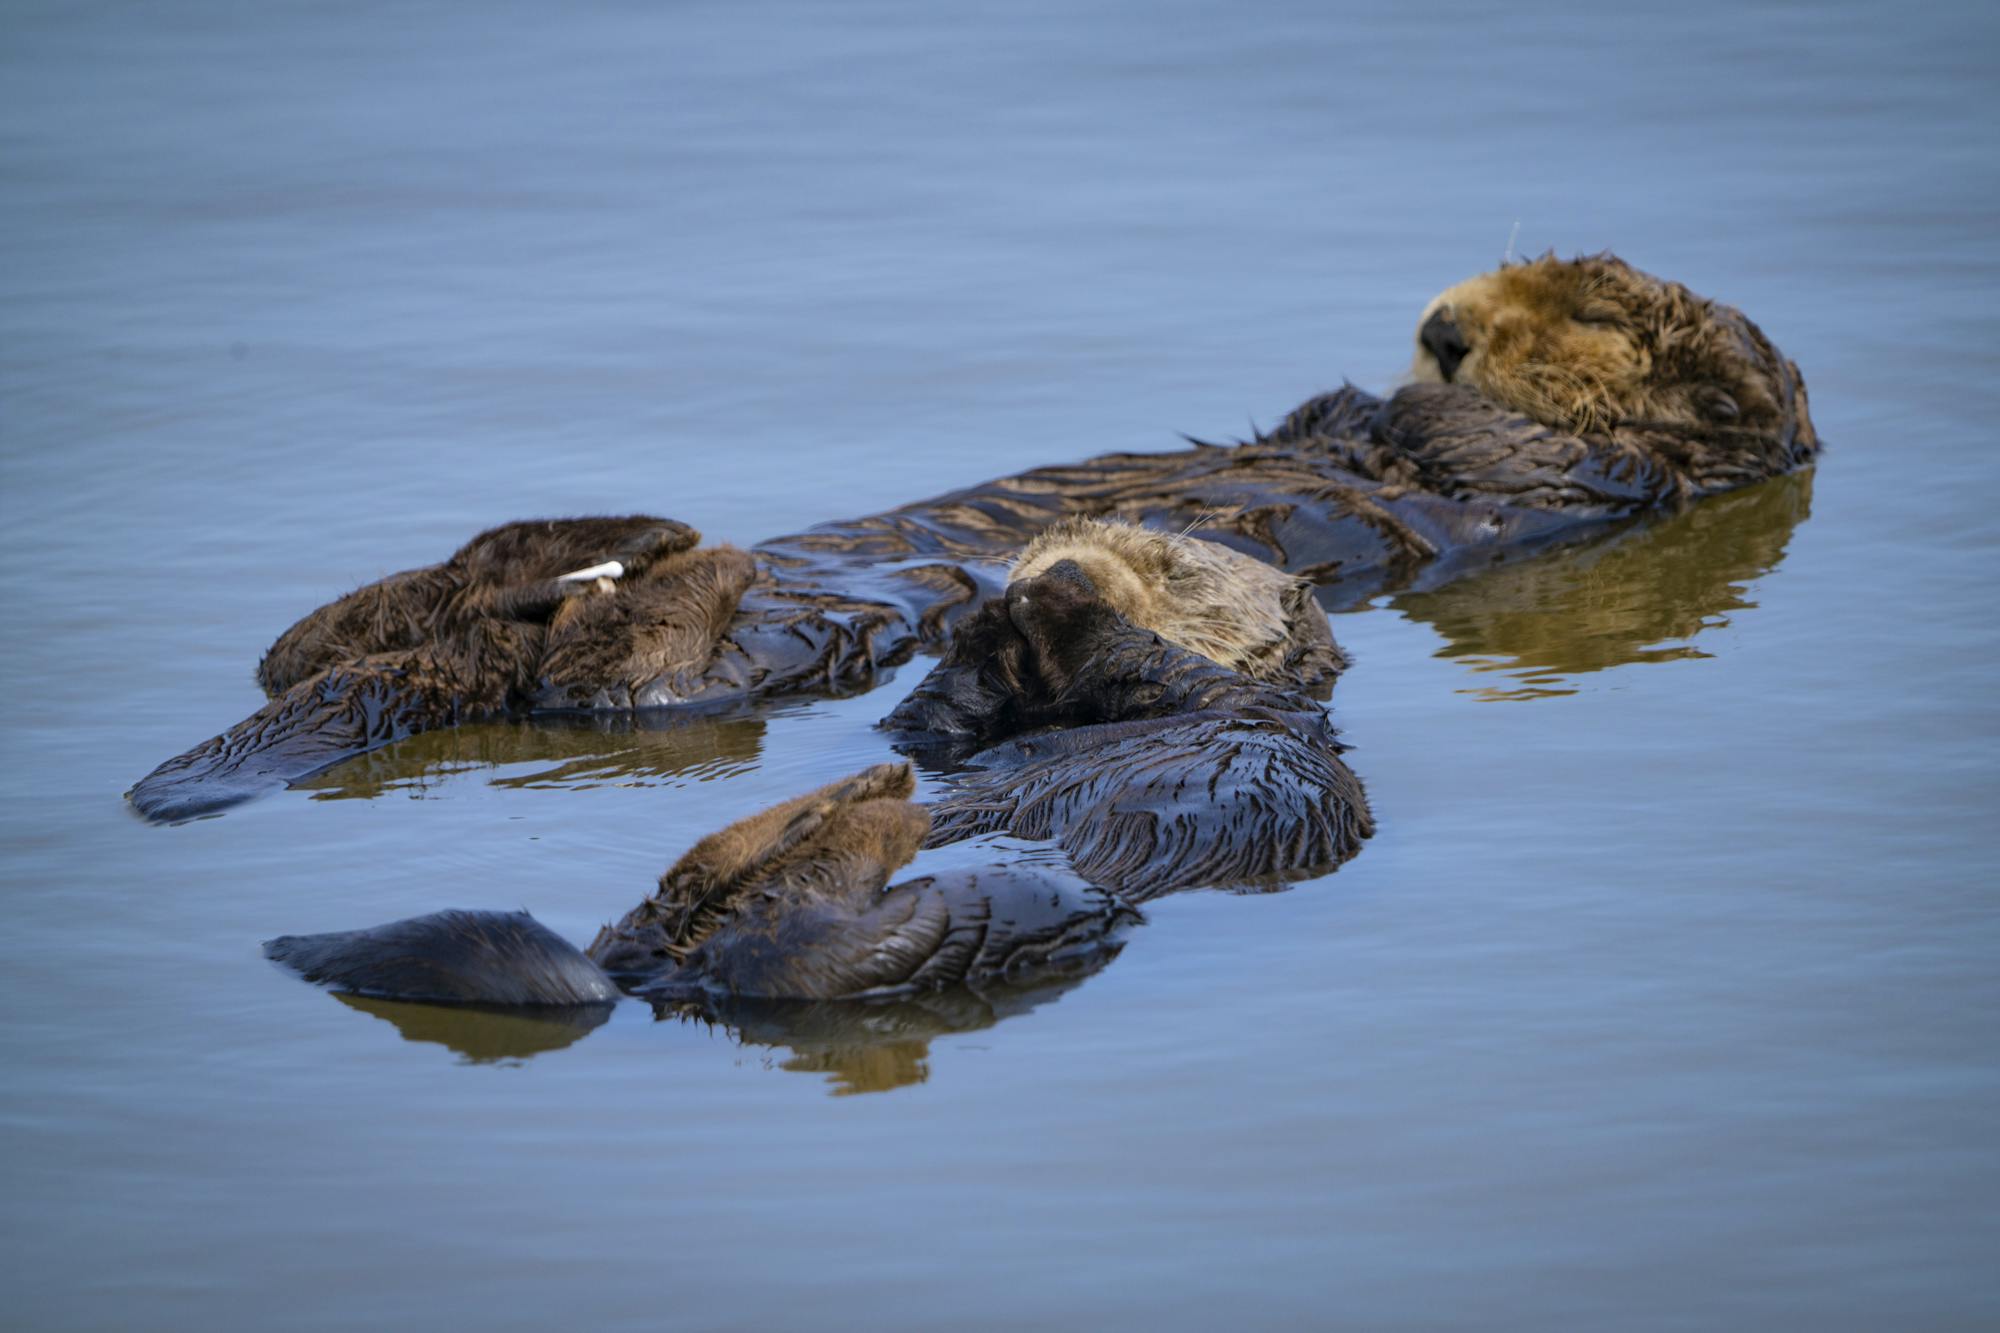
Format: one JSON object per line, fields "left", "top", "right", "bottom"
{"left": 556, "top": 560, "right": 625, "bottom": 584}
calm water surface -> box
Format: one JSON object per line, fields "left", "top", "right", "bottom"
{"left": 4, "top": 1, "right": 1997, "bottom": 1328}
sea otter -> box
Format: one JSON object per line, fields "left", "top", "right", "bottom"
{"left": 266, "top": 762, "right": 1136, "bottom": 1006}
{"left": 130, "top": 253, "right": 1817, "bottom": 821}
{"left": 883, "top": 545, "right": 1372, "bottom": 896}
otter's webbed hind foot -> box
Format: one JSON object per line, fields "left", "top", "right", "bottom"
{"left": 264, "top": 909, "right": 619, "bottom": 1007}
{"left": 128, "top": 647, "right": 507, "bottom": 823}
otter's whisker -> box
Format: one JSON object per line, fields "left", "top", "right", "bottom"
{"left": 1177, "top": 507, "right": 1224, "bottom": 537}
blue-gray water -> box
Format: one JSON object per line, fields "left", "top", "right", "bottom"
{"left": 3, "top": 1, "right": 1997, "bottom": 1328}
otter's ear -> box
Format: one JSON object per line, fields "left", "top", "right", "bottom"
{"left": 1695, "top": 386, "right": 1740, "bottom": 423}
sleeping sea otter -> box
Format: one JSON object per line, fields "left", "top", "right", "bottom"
{"left": 130, "top": 253, "right": 1817, "bottom": 821}
{"left": 882, "top": 538, "right": 1371, "bottom": 895}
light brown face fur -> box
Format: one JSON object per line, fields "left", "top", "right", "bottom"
{"left": 1411, "top": 253, "right": 1815, "bottom": 447}
{"left": 1008, "top": 517, "right": 1319, "bottom": 680}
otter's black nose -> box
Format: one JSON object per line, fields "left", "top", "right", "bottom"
{"left": 1421, "top": 311, "right": 1470, "bottom": 381}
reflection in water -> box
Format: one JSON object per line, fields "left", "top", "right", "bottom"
{"left": 332, "top": 992, "right": 614, "bottom": 1064}
{"left": 1392, "top": 471, "right": 1814, "bottom": 700}
{"left": 294, "top": 708, "right": 773, "bottom": 802}
{"left": 311, "top": 949, "right": 1120, "bottom": 1092}
{"left": 672, "top": 959, "right": 1121, "bottom": 1095}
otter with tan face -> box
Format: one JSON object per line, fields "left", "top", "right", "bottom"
{"left": 1409, "top": 251, "right": 1815, "bottom": 490}
{"left": 1009, "top": 516, "right": 1343, "bottom": 688}
{"left": 131, "top": 254, "right": 1817, "bottom": 821}
{"left": 883, "top": 558, "right": 1373, "bottom": 897}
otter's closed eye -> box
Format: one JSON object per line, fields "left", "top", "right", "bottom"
{"left": 1696, "top": 387, "right": 1740, "bottom": 421}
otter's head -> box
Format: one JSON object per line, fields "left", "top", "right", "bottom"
{"left": 1009, "top": 517, "right": 1321, "bottom": 682}
{"left": 1410, "top": 253, "right": 1816, "bottom": 466}
{"left": 1009, "top": 521, "right": 1166, "bottom": 635}
{"left": 879, "top": 558, "right": 1137, "bottom": 750}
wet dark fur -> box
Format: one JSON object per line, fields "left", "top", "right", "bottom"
{"left": 885, "top": 562, "right": 1374, "bottom": 898}
{"left": 265, "top": 763, "right": 1137, "bottom": 1007}
{"left": 264, "top": 909, "right": 620, "bottom": 1007}
{"left": 132, "top": 255, "right": 1815, "bottom": 821}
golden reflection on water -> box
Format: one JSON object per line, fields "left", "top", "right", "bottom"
{"left": 1393, "top": 470, "right": 1814, "bottom": 700}
{"left": 333, "top": 993, "right": 613, "bottom": 1064}
{"left": 295, "top": 709, "right": 772, "bottom": 802}
{"left": 677, "top": 975, "right": 1111, "bottom": 1094}
{"left": 312, "top": 961, "right": 1115, "bottom": 1092}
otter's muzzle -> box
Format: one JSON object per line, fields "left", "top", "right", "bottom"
{"left": 1420, "top": 310, "right": 1470, "bottom": 381}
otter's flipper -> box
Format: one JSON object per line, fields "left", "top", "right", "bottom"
{"left": 128, "top": 641, "right": 517, "bottom": 823}
{"left": 927, "top": 712, "right": 1372, "bottom": 899}
{"left": 264, "top": 909, "right": 619, "bottom": 1006}
{"left": 258, "top": 764, "right": 1128, "bottom": 1009}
